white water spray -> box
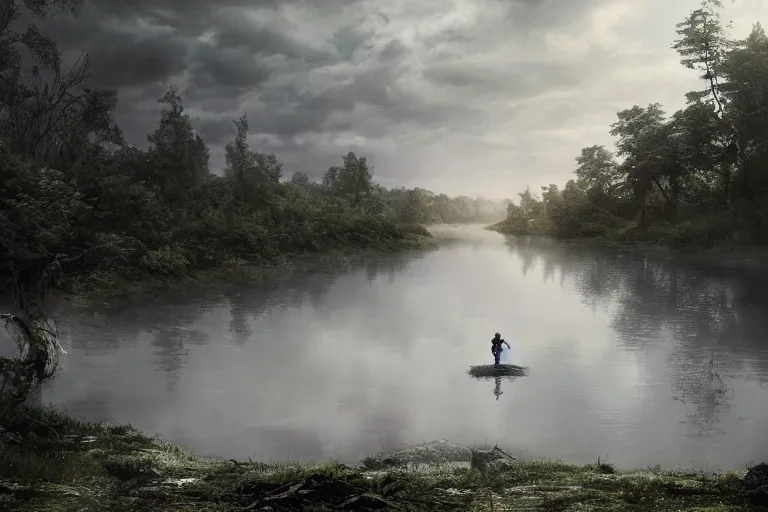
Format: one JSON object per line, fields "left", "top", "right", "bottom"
{"left": 499, "top": 342, "right": 512, "bottom": 364}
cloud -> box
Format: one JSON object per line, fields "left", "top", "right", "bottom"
{"left": 20, "top": 0, "right": 768, "bottom": 198}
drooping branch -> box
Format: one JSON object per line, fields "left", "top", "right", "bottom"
{"left": 17, "top": 50, "right": 91, "bottom": 163}
{"left": 0, "top": 310, "right": 63, "bottom": 419}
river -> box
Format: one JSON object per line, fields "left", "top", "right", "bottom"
{"left": 37, "top": 225, "right": 768, "bottom": 470}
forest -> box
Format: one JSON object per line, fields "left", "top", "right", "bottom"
{"left": 0, "top": 1, "right": 506, "bottom": 302}
{"left": 494, "top": 0, "right": 768, "bottom": 248}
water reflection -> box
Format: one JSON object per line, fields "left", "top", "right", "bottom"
{"left": 41, "top": 228, "right": 768, "bottom": 469}
{"left": 467, "top": 365, "right": 528, "bottom": 402}
{"left": 494, "top": 377, "right": 503, "bottom": 400}
{"left": 45, "top": 253, "right": 429, "bottom": 461}
{"left": 503, "top": 235, "right": 767, "bottom": 438}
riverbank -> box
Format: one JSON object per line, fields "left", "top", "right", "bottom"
{"left": 1, "top": 406, "right": 765, "bottom": 511}
{"left": 56, "top": 228, "right": 436, "bottom": 309}
{"left": 486, "top": 218, "right": 768, "bottom": 259}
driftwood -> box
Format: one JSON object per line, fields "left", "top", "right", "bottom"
{"left": 0, "top": 312, "right": 62, "bottom": 421}
{"left": 0, "top": 257, "right": 65, "bottom": 423}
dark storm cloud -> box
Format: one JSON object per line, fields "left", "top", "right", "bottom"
{"left": 190, "top": 45, "right": 271, "bottom": 90}
{"left": 28, "top": 6, "right": 191, "bottom": 90}
{"left": 195, "top": 118, "right": 236, "bottom": 147}
{"left": 88, "top": 37, "right": 189, "bottom": 89}
{"left": 27, "top": 0, "right": 613, "bottom": 105}
{"left": 68, "top": 0, "right": 309, "bottom": 35}
{"left": 210, "top": 9, "right": 333, "bottom": 62}
{"left": 421, "top": 60, "right": 589, "bottom": 101}
{"left": 192, "top": 55, "right": 493, "bottom": 148}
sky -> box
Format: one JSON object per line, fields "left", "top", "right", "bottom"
{"left": 27, "top": 0, "right": 768, "bottom": 199}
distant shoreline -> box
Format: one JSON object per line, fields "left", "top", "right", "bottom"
{"left": 57, "top": 233, "right": 437, "bottom": 309}
{"left": 485, "top": 219, "right": 768, "bottom": 263}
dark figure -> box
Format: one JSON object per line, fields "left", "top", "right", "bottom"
{"left": 491, "top": 332, "right": 510, "bottom": 366}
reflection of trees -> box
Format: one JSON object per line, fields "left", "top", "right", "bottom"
{"left": 430, "top": 226, "right": 503, "bottom": 253}
{"left": 503, "top": 235, "right": 768, "bottom": 434}
{"left": 52, "top": 252, "right": 426, "bottom": 391}
{"left": 151, "top": 328, "right": 192, "bottom": 392}
{"left": 224, "top": 253, "right": 423, "bottom": 347}
{"left": 227, "top": 291, "right": 253, "bottom": 346}
{"left": 364, "top": 254, "right": 414, "bottom": 284}
{"left": 56, "top": 302, "right": 213, "bottom": 391}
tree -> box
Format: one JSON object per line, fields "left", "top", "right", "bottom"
{"left": 719, "top": 22, "right": 768, "bottom": 197}
{"left": 574, "top": 145, "right": 620, "bottom": 195}
{"left": 517, "top": 187, "right": 544, "bottom": 220}
{"left": 223, "top": 114, "right": 282, "bottom": 206}
{"left": 496, "top": 2, "right": 768, "bottom": 244}
{"left": 290, "top": 171, "right": 310, "bottom": 186}
{"left": 0, "top": 0, "right": 108, "bottom": 417}
{"left": 146, "top": 86, "right": 210, "bottom": 201}
{"left": 322, "top": 152, "right": 373, "bottom": 212}
{"left": 670, "top": 101, "right": 732, "bottom": 205}
{"left": 322, "top": 166, "right": 340, "bottom": 192}
{"left": 610, "top": 104, "right": 670, "bottom": 225}
{"left": 338, "top": 151, "right": 373, "bottom": 211}
{"left": 673, "top": 0, "right": 729, "bottom": 114}
{"left": 401, "top": 188, "right": 430, "bottom": 223}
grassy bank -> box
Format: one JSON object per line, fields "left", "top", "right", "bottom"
{"left": 55, "top": 224, "right": 436, "bottom": 308}
{"left": 486, "top": 216, "right": 768, "bottom": 257}
{"left": 1, "top": 406, "right": 767, "bottom": 511}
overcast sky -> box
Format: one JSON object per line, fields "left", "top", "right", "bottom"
{"left": 31, "top": 0, "right": 768, "bottom": 199}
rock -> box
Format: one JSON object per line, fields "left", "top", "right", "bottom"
{"left": 367, "top": 440, "right": 474, "bottom": 468}
{"left": 745, "top": 463, "right": 768, "bottom": 488}
{"left": 470, "top": 444, "right": 517, "bottom": 472}
{"left": 363, "top": 440, "right": 519, "bottom": 472}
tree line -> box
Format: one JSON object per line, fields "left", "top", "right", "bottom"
{"left": 497, "top": 0, "right": 768, "bottom": 248}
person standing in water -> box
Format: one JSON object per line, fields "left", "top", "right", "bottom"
{"left": 491, "top": 332, "right": 510, "bottom": 366}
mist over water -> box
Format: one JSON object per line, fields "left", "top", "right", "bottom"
{"left": 42, "top": 225, "right": 768, "bottom": 469}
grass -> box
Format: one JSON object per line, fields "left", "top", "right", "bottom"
{"left": 1, "top": 406, "right": 767, "bottom": 511}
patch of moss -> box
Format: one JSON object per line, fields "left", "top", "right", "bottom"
{"left": 468, "top": 364, "right": 528, "bottom": 379}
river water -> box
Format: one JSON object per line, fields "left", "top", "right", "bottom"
{"left": 37, "top": 225, "right": 768, "bottom": 469}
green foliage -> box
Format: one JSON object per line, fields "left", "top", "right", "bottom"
{"left": 497, "top": 3, "right": 768, "bottom": 247}
{"left": 384, "top": 187, "right": 507, "bottom": 225}
{"left": 0, "top": 5, "right": 508, "bottom": 303}
{"left": 673, "top": 0, "right": 728, "bottom": 110}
